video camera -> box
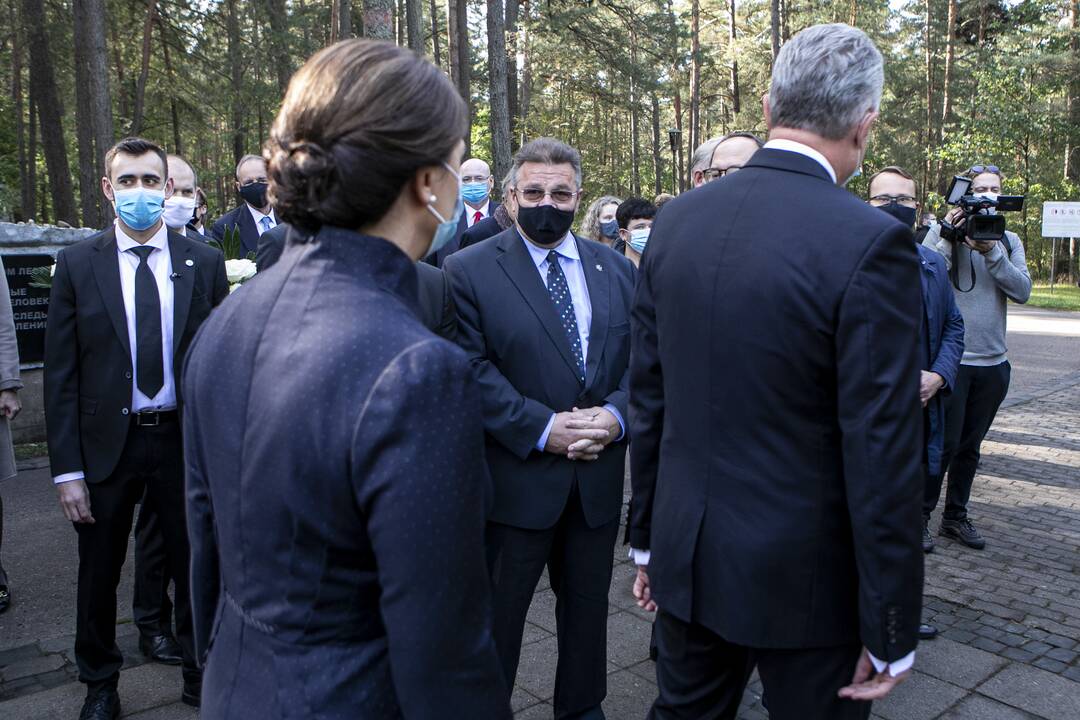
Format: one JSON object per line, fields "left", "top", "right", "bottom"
{"left": 939, "top": 175, "right": 1024, "bottom": 245}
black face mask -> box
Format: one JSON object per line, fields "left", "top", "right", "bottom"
{"left": 239, "top": 181, "right": 269, "bottom": 208}
{"left": 876, "top": 201, "right": 917, "bottom": 230}
{"left": 517, "top": 205, "right": 576, "bottom": 246}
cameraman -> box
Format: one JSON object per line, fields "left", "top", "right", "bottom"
{"left": 921, "top": 164, "right": 1031, "bottom": 550}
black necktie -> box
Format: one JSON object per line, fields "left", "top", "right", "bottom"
{"left": 129, "top": 246, "right": 164, "bottom": 398}
{"left": 546, "top": 250, "right": 585, "bottom": 384}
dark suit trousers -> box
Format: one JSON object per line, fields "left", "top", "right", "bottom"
{"left": 486, "top": 484, "right": 619, "bottom": 719}
{"left": 0, "top": 492, "right": 7, "bottom": 589}
{"left": 649, "top": 611, "right": 870, "bottom": 720}
{"left": 133, "top": 496, "right": 174, "bottom": 637}
{"left": 924, "top": 361, "right": 1010, "bottom": 520}
{"left": 74, "top": 419, "right": 199, "bottom": 689}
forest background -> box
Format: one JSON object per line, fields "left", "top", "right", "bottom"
{"left": 1, "top": 0, "right": 1078, "bottom": 282}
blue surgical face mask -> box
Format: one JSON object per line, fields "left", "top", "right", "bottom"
{"left": 461, "top": 182, "right": 490, "bottom": 205}
{"left": 599, "top": 219, "right": 619, "bottom": 239}
{"left": 628, "top": 228, "right": 650, "bottom": 254}
{"left": 113, "top": 186, "right": 166, "bottom": 231}
{"left": 427, "top": 163, "right": 464, "bottom": 256}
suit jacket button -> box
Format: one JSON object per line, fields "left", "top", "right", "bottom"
{"left": 121, "top": 408, "right": 129, "bottom": 416}
{"left": 125, "top": 371, "right": 132, "bottom": 379}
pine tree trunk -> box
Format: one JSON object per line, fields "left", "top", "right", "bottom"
{"left": 629, "top": 29, "right": 641, "bottom": 195}
{"left": 429, "top": 0, "right": 441, "bottom": 65}
{"left": 487, "top": 0, "right": 511, "bottom": 182}
{"left": 110, "top": 23, "right": 130, "bottom": 123}
{"left": 265, "top": 0, "right": 292, "bottom": 92}
{"left": 690, "top": 0, "right": 701, "bottom": 152}
{"left": 130, "top": 0, "right": 157, "bottom": 136}
{"left": 10, "top": 1, "right": 30, "bottom": 221}
{"left": 651, "top": 92, "right": 662, "bottom": 196}
{"left": 363, "top": 0, "right": 394, "bottom": 39}
{"left": 156, "top": 18, "right": 183, "bottom": 154}
{"left": 226, "top": 0, "right": 245, "bottom": 163}
{"left": 506, "top": 0, "right": 520, "bottom": 151}
{"left": 770, "top": 0, "right": 780, "bottom": 61}
{"left": 1066, "top": 0, "right": 1080, "bottom": 183}
{"left": 936, "top": 0, "right": 957, "bottom": 193}
{"left": 73, "top": 0, "right": 114, "bottom": 227}
{"left": 406, "top": 0, "right": 423, "bottom": 51}
{"left": 519, "top": 0, "right": 532, "bottom": 146}
{"left": 923, "top": 0, "right": 934, "bottom": 204}
{"left": 21, "top": 0, "right": 77, "bottom": 224}
{"left": 27, "top": 88, "right": 37, "bottom": 220}
{"left": 729, "top": 0, "right": 740, "bottom": 115}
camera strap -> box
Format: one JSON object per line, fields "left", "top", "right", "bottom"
{"left": 950, "top": 242, "right": 977, "bottom": 293}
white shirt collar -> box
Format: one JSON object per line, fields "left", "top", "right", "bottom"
{"left": 763, "top": 139, "right": 838, "bottom": 184}
{"left": 115, "top": 220, "right": 169, "bottom": 253}
{"left": 521, "top": 231, "right": 580, "bottom": 270}
{"left": 246, "top": 204, "right": 276, "bottom": 225}
{"left": 467, "top": 200, "right": 491, "bottom": 217}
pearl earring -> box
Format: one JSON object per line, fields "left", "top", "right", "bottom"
{"left": 430, "top": 194, "right": 438, "bottom": 202}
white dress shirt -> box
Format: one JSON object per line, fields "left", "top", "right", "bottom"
{"left": 247, "top": 205, "right": 277, "bottom": 235}
{"left": 54, "top": 222, "right": 177, "bottom": 485}
{"left": 632, "top": 142, "right": 914, "bottom": 678}
{"left": 466, "top": 200, "right": 491, "bottom": 228}
{"left": 519, "top": 232, "right": 625, "bottom": 450}
{"left": 762, "top": 139, "right": 838, "bottom": 184}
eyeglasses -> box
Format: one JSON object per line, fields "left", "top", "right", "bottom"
{"left": 869, "top": 194, "right": 918, "bottom": 208}
{"left": 514, "top": 187, "right": 580, "bottom": 204}
{"left": 702, "top": 166, "right": 742, "bottom": 183}
{"left": 967, "top": 164, "right": 1000, "bottom": 176}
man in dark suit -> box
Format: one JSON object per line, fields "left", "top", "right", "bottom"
{"left": 460, "top": 174, "right": 516, "bottom": 251}
{"left": 629, "top": 25, "right": 924, "bottom": 719}
{"left": 45, "top": 137, "right": 228, "bottom": 720}
{"left": 211, "top": 154, "right": 277, "bottom": 256}
{"left": 258, "top": 222, "right": 457, "bottom": 340}
{"left": 445, "top": 137, "right": 635, "bottom": 720}
{"left": 426, "top": 157, "right": 502, "bottom": 267}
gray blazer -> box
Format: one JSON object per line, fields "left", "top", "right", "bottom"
{"left": 0, "top": 257, "right": 22, "bottom": 480}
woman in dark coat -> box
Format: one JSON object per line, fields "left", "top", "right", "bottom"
{"left": 183, "top": 40, "right": 510, "bottom": 719}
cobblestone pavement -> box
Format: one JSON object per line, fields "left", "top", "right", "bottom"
{"left": 2, "top": 307, "right": 1078, "bottom": 719}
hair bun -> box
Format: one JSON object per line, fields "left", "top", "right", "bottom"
{"left": 288, "top": 140, "right": 336, "bottom": 179}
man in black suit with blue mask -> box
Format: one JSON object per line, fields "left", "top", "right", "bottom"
{"left": 445, "top": 137, "right": 635, "bottom": 720}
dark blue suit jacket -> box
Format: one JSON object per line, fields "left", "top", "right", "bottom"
{"left": 210, "top": 203, "right": 262, "bottom": 256}
{"left": 427, "top": 202, "right": 502, "bottom": 268}
{"left": 629, "top": 148, "right": 924, "bottom": 662}
{"left": 183, "top": 227, "right": 510, "bottom": 719}
{"left": 918, "top": 244, "right": 964, "bottom": 475}
{"left": 444, "top": 228, "right": 634, "bottom": 530}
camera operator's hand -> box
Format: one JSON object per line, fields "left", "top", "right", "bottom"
{"left": 965, "top": 238, "right": 998, "bottom": 255}
{"left": 944, "top": 207, "right": 965, "bottom": 226}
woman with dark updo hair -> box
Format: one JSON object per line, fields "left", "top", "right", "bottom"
{"left": 182, "top": 40, "right": 510, "bottom": 719}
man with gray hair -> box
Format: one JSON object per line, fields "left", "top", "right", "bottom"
{"left": 445, "top": 137, "right": 636, "bottom": 719}
{"left": 211, "top": 154, "right": 277, "bottom": 256}
{"left": 690, "top": 132, "right": 765, "bottom": 188}
{"left": 629, "top": 24, "right": 922, "bottom": 718}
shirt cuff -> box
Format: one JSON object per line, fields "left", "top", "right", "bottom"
{"left": 53, "top": 471, "right": 85, "bottom": 485}
{"left": 536, "top": 413, "right": 556, "bottom": 452}
{"left": 604, "top": 403, "right": 626, "bottom": 441}
{"left": 629, "top": 547, "right": 651, "bottom": 566}
{"left": 869, "top": 650, "right": 914, "bottom": 678}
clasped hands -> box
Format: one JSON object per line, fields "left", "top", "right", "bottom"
{"left": 544, "top": 406, "right": 620, "bottom": 461}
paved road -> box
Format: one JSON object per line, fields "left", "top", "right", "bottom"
{"left": 2, "top": 305, "right": 1078, "bottom": 719}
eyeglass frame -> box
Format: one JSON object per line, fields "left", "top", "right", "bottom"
{"left": 702, "top": 165, "right": 743, "bottom": 183}
{"left": 967, "top": 164, "right": 1001, "bottom": 177}
{"left": 512, "top": 186, "right": 582, "bottom": 206}
{"left": 869, "top": 194, "right": 918, "bottom": 209}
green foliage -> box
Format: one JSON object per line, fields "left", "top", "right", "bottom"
{"left": 28, "top": 265, "right": 53, "bottom": 290}
{"left": 1027, "top": 283, "right": 1080, "bottom": 311}
{"left": 208, "top": 225, "right": 245, "bottom": 260}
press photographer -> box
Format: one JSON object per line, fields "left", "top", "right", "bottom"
{"left": 922, "top": 164, "right": 1031, "bottom": 550}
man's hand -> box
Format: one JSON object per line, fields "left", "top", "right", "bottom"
{"left": 944, "top": 207, "right": 965, "bottom": 227}
{"left": 919, "top": 371, "right": 945, "bottom": 407}
{"left": 837, "top": 648, "right": 908, "bottom": 701}
{"left": 57, "top": 480, "right": 94, "bottom": 524}
{"left": 564, "top": 407, "right": 620, "bottom": 460}
{"left": 0, "top": 390, "right": 20, "bottom": 420}
{"left": 965, "top": 237, "right": 998, "bottom": 255}
{"left": 633, "top": 565, "right": 658, "bottom": 612}
{"left": 544, "top": 411, "right": 610, "bottom": 458}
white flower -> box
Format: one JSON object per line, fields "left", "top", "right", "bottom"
{"left": 229, "top": 283, "right": 243, "bottom": 294}
{"left": 225, "top": 258, "right": 257, "bottom": 285}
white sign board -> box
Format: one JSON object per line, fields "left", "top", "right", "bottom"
{"left": 1041, "top": 201, "right": 1080, "bottom": 237}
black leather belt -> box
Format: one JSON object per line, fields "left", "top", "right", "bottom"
{"left": 133, "top": 409, "right": 178, "bottom": 427}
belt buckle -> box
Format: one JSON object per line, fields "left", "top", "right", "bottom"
{"left": 136, "top": 411, "right": 160, "bottom": 427}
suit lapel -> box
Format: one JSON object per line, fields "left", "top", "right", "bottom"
{"left": 578, "top": 237, "right": 610, "bottom": 389}
{"left": 495, "top": 231, "right": 583, "bottom": 384}
{"left": 169, "top": 232, "right": 194, "bottom": 353}
{"left": 89, "top": 228, "right": 132, "bottom": 359}
{"left": 238, "top": 206, "right": 259, "bottom": 254}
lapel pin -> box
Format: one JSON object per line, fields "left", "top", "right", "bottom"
{"left": 596, "top": 264, "right": 603, "bottom": 271}
{"left": 185, "top": 259, "right": 194, "bottom": 267}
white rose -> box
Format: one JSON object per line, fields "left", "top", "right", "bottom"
{"left": 225, "top": 258, "right": 257, "bottom": 285}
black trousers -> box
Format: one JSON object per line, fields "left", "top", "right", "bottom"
{"left": 74, "top": 419, "right": 199, "bottom": 689}
{"left": 486, "top": 484, "right": 619, "bottom": 720}
{"left": 648, "top": 611, "right": 870, "bottom": 720}
{"left": 133, "top": 496, "right": 174, "bottom": 637}
{"left": 924, "top": 361, "right": 1010, "bottom": 520}
{"left": 0, "top": 491, "right": 8, "bottom": 589}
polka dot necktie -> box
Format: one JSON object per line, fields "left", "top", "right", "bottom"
{"left": 546, "top": 250, "right": 585, "bottom": 383}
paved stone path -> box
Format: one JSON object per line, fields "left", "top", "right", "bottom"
{"left": 2, "top": 306, "right": 1078, "bottom": 719}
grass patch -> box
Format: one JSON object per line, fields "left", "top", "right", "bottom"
{"left": 14, "top": 442, "right": 48, "bottom": 460}
{"left": 1025, "top": 283, "right": 1080, "bottom": 311}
